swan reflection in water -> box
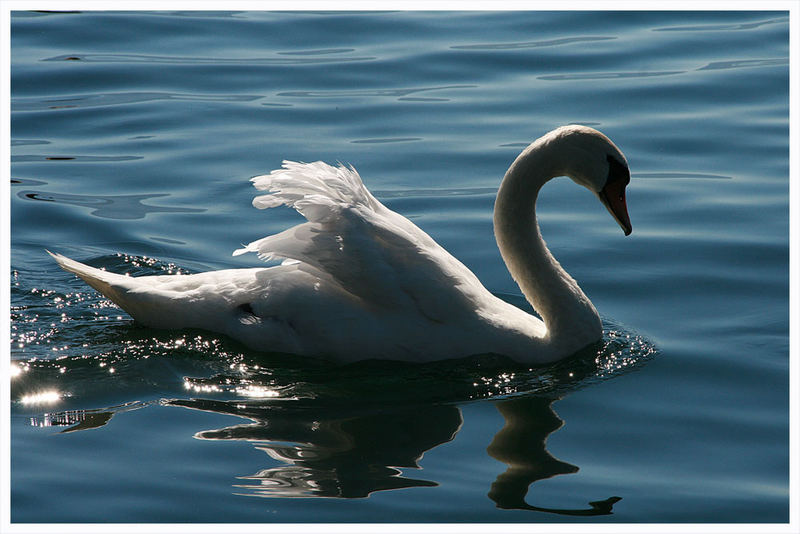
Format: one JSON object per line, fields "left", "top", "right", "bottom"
{"left": 26, "top": 325, "right": 652, "bottom": 514}
{"left": 160, "top": 395, "right": 621, "bottom": 515}
{"left": 26, "top": 335, "right": 649, "bottom": 514}
{"left": 32, "top": 393, "right": 620, "bottom": 514}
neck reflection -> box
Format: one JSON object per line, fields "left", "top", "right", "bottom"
{"left": 488, "top": 396, "right": 621, "bottom": 515}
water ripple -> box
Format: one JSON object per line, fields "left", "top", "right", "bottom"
{"left": 12, "top": 92, "right": 262, "bottom": 111}
{"left": 539, "top": 70, "right": 684, "bottom": 81}
{"left": 13, "top": 155, "right": 142, "bottom": 162}
{"left": 43, "top": 52, "right": 375, "bottom": 65}
{"left": 635, "top": 172, "right": 733, "bottom": 180}
{"left": 277, "top": 84, "right": 476, "bottom": 100}
{"left": 11, "top": 177, "right": 48, "bottom": 186}
{"left": 29, "top": 401, "right": 149, "bottom": 433}
{"left": 698, "top": 58, "right": 789, "bottom": 71}
{"left": 653, "top": 17, "right": 788, "bottom": 32}
{"left": 11, "top": 139, "right": 50, "bottom": 146}
{"left": 397, "top": 97, "right": 448, "bottom": 102}
{"left": 277, "top": 48, "right": 356, "bottom": 56}
{"left": 374, "top": 186, "right": 497, "bottom": 199}
{"left": 351, "top": 137, "right": 422, "bottom": 144}
{"left": 451, "top": 35, "right": 616, "bottom": 50}
{"left": 18, "top": 190, "right": 206, "bottom": 220}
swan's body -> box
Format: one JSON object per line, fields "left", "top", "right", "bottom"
{"left": 50, "top": 125, "right": 632, "bottom": 365}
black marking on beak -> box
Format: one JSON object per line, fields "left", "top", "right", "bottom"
{"left": 599, "top": 155, "right": 632, "bottom": 236}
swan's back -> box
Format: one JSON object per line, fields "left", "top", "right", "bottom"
{"left": 234, "top": 161, "right": 488, "bottom": 324}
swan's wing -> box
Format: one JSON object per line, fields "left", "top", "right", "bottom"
{"left": 233, "top": 161, "right": 482, "bottom": 322}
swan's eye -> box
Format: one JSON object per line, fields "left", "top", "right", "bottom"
{"left": 606, "top": 154, "right": 630, "bottom": 190}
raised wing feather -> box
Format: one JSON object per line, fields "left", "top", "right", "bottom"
{"left": 233, "top": 161, "right": 482, "bottom": 322}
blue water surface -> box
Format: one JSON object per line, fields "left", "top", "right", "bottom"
{"left": 8, "top": 10, "right": 791, "bottom": 524}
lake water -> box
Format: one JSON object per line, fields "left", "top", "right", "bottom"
{"left": 7, "top": 9, "right": 793, "bottom": 527}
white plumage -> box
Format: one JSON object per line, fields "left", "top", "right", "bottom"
{"left": 50, "top": 125, "right": 632, "bottom": 364}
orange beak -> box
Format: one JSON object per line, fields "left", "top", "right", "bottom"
{"left": 598, "top": 178, "right": 632, "bottom": 236}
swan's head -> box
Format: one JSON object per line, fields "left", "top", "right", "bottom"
{"left": 539, "top": 125, "right": 633, "bottom": 236}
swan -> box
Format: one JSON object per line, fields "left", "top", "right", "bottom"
{"left": 49, "top": 125, "right": 632, "bottom": 365}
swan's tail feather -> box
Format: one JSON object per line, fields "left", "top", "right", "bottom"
{"left": 47, "top": 250, "right": 264, "bottom": 332}
{"left": 47, "top": 250, "right": 138, "bottom": 316}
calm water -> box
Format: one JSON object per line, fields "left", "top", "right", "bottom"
{"left": 8, "top": 10, "right": 791, "bottom": 525}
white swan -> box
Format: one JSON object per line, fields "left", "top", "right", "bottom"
{"left": 49, "top": 125, "right": 632, "bottom": 365}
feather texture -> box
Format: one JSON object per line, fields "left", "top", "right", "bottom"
{"left": 233, "top": 161, "right": 481, "bottom": 323}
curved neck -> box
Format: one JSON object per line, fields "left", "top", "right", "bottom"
{"left": 493, "top": 144, "right": 601, "bottom": 348}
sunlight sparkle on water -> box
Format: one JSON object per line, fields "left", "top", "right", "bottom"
{"left": 20, "top": 390, "right": 62, "bottom": 405}
{"left": 183, "top": 379, "right": 221, "bottom": 394}
{"left": 237, "top": 385, "right": 280, "bottom": 398}
{"left": 11, "top": 362, "right": 28, "bottom": 378}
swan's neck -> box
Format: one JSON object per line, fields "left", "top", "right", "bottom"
{"left": 493, "top": 144, "right": 602, "bottom": 351}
